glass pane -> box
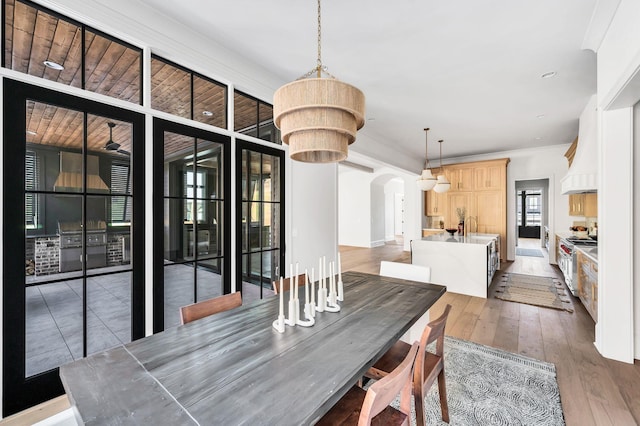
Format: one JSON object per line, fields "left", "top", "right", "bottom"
{"left": 87, "top": 116, "right": 133, "bottom": 181}
{"left": 5, "top": 0, "right": 82, "bottom": 88}
{"left": 87, "top": 272, "right": 131, "bottom": 356}
{"left": 85, "top": 30, "right": 141, "bottom": 104}
{"left": 199, "top": 201, "right": 221, "bottom": 259}
{"left": 151, "top": 57, "right": 191, "bottom": 119}
{"left": 241, "top": 150, "right": 248, "bottom": 201}
{"left": 25, "top": 279, "right": 82, "bottom": 377}
{"left": 249, "top": 204, "right": 261, "bottom": 251}
{"left": 270, "top": 155, "right": 281, "bottom": 202}
{"left": 26, "top": 101, "right": 84, "bottom": 193}
{"left": 164, "top": 132, "right": 194, "bottom": 197}
{"left": 85, "top": 196, "right": 108, "bottom": 273}
{"left": 163, "top": 198, "right": 191, "bottom": 262}
{"left": 106, "top": 225, "right": 131, "bottom": 267}
{"left": 262, "top": 251, "right": 275, "bottom": 291}
{"left": 234, "top": 90, "right": 258, "bottom": 136}
{"left": 196, "top": 260, "right": 222, "bottom": 302}
{"left": 270, "top": 204, "right": 281, "bottom": 249}
{"left": 262, "top": 203, "right": 272, "bottom": 249}
{"left": 164, "top": 263, "right": 194, "bottom": 329}
{"left": 196, "top": 138, "right": 223, "bottom": 199}
{"left": 193, "top": 75, "right": 227, "bottom": 129}
{"left": 241, "top": 202, "right": 249, "bottom": 252}
{"left": 250, "top": 151, "right": 261, "bottom": 202}
{"left": 258, "top": 103, "right": 277, "bottom": 143}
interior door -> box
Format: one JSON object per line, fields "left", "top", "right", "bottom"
{"left": 236, "top": 140, "right": 285, "bottom": 304}
{"left": 152, "top": 118, "right": 231, "bottom": 332}
{"left": 2, "top": 79, "right": 145, "bottom": 416}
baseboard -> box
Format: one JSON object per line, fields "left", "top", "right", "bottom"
{"left": 370, "top": 240, "right": 385, "bottom": 248}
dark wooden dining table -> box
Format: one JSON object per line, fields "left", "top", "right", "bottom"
{"left": 59, "top": 271, "right": 446, "bottom": 425}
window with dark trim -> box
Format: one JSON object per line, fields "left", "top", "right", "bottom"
{"left": 151, "top": 55, "right": 227, "bottom": 129}
{"left": 234, "top": 90, "right": 280, "bottom": 144}
{"left": 24, "top": 150, "right": 40, "bottom": 229}
{"left": 3, "top": 0, "right": 143, "bottom": 104}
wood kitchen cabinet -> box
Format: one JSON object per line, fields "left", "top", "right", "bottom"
{"left": 447, "top": 166, "right": 474, "bottom": 192}
{"left": 421, "top": 158, "right": 509, "bottom": 260}
{"left": 474, "top": 163, "right": 504, "bottom": 191}
{"left": 424, "top": 188, "right": 447, "bottom": 216}
{"left": 568, "top": 193, "right": 597, "bottom": 216}
{"left": 576, "top": 250, "right": 597, "bottom": 322}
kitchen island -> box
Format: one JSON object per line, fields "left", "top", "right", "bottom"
{"left": 411, "top": 233, "right": 500, "bottom": 298}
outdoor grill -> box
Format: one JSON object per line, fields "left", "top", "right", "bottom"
{"left": 57, "top": 220, "right": 107, "bottom": 272}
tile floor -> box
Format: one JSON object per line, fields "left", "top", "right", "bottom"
{"left": 25, "top": 264, "right": 273, "bottom": 377}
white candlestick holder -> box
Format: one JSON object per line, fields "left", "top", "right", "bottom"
{"left": 272, "top": 315, "right": 285, "bottom": 333}
{"left": 298, "top": 303, "right": 315, "bottom": 326}
{"left": 286, "top": 298, "right": 298, "bottom": 326}
{"left": 317, "top": 286, "right": 327, "bottom": 312}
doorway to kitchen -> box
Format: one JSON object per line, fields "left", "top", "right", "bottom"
{"left": 2, "top": 79, "right": 146, "bottom": 415}
{"left": 515, "top": 179, "right": 549, "bottom": 258}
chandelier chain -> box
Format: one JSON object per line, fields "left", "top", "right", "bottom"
{"left": 317, "top": 0, "right": 322, "bottom": 73}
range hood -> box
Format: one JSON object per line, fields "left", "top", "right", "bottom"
{"left": 561, "top": 94, "right": 598, "bottom": 194}
{"left": 53, "top": 152, "right": 109, "bottom": 192}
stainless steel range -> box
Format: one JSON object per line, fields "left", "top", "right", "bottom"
{"left": 58, "top": 221, "right": 107, "bottom": 272}
{"left": 558, "top": 236, "right": 597, "bottom": 295}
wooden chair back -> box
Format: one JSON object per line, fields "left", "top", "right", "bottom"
{"left": 179, "top": 292, "right": 242, "bottom": 325}
{"left": 413, "top": 303, "right": 452, "bottom": 425}
{"left": 359, "top": 342, "right": 419, "bottom": 426}
{"left": 272, "top": 273, "right": 307, "bottom": 295}
{"left": 379, "top": 261, "right": 431, "bottom": 283}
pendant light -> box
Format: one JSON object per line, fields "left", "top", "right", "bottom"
{"left": 273, "top": 0, "right": 365, "bottom": 163}
{"left": 417, "top": 128, "right": 437, "bottom": 191}
{"left": 433, "top": 139, "right": 451, "bottom": 193}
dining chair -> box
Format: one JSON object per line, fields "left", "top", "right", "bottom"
{"left": 317, "top": 342, "right": 419, "bottom": 426}
{"left": 379, "top": 261, "right": 431, "bottom": 283}
{"left": 272, "top": 273, "right": 307, "bottom": 295}
{"left": 379, "top": 261, "right": 432, "bottom": 343}
{"left": 179, "top": 292, "right": 242, "bottom": 325}
{"left": 365, "top": 304, "right": 452, "bottom": 425}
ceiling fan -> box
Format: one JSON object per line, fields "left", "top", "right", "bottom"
{"left": 103, "top": 122, "right": 130, "bottom": 155}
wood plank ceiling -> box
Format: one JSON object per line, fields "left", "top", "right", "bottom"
{"left": 5, "top": 0, "right": 265, "bottom": 157}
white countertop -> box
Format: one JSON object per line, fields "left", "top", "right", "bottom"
{"left": 576, "top": 246, "right": 598, "bottom": 262}
{"left": 421, "top": 232, "right": 499, "bottom": 245}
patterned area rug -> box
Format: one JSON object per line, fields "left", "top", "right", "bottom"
{"left": 390, "top": 337, "right": 565, "bottom": 425}
{"left": 516, "top": 247, "right": 544, "bottom": 257}
{"left": 494, "top": 273, "right": 573, "bottom": 312}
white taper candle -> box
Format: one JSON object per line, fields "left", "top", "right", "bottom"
{"left": 279, "top": 276, "right": 284, "bottom": 315}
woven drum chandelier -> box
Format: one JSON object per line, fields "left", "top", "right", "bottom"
{"left": 273, "top": 0, "right": 365, "bottom": 163}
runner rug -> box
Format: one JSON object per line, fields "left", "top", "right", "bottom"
{"left": 494, "top": 273, "right": 573, "bottom": 312}
{"left": 391, "top": 336, "right": 566, "bottom": 425}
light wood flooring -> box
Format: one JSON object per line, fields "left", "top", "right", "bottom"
{"left": 341, "top": 238, "right": 640, "bottom": 426}
{"left": 6, "top": 238, "right": 639, "bottom": 425}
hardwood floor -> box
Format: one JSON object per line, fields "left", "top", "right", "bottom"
{"left": 6, "top": 239, "right": 639, "bottom": 425}
{"left": 340, "top": 239, "right": 640, "bottom": 426}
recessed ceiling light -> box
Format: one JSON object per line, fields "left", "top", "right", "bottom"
{"left": 26, "top": 130, "right": 37, "bottom": 136}
{"left": 536, "top": 114, "right": 545, "bottom": 119}
{"left": 43, "top": 60, "right": 64, "bottom": 71}
{"left": 202, "top": 111, "right": 213, "bottom": 117}
{"left": 534, "top": 136, "right": 542, "bottom": 140}
{"left": 367, "top": 117, "right": 375, "bottom": 121}
{"left": 541, "top": 71, "right": 557, "bottom": 79}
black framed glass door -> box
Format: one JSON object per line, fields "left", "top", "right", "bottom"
{"left": 152, "top": 119, "right": 231, "bottom": 332}
{"left": 236, "top": 140, "right": 285, "bottom": 303}
{"left": 2, "top": 79, "right": 145, "bottom": 416}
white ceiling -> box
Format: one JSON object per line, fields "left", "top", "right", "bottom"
{"left": 136, "top": 0, "right": 597, "bottom": 166}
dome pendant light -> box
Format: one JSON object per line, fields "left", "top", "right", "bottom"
{"left": 417, "top": 128, "right": 437, "bottom": 191}
{"left": 273, "top": 0, "right": 365, "bottom": 163}
{"left": 433, "top": 139, "right": 451, "bottom": 193}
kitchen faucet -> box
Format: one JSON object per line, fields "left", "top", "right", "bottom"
{"left": 465, "top": 216, "right": 478, "bottom": 235}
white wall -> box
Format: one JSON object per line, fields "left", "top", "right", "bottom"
{"left": 595, "top": 0, "right": 639, "bottom": 362}
{"left": 635, "top": 102, "right": 640, "bottom": 360}
{"left": 385, "top": 180, "right": 404, "bottom": 240}
{"left": 338, "top": 166, "right": 417, "bottom": 250}
{"left": 338, "top": 169, "right": 372, "bottom": 247}
{"left": 288, "top": 162, "right": 339, "bottom": 278}
{"left": 440, "top": 145, "right": 571, "bottom": 262}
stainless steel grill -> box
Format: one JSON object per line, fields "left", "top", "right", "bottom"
{"left": 58, "top": 221, "right": 107, "bottom": 272}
